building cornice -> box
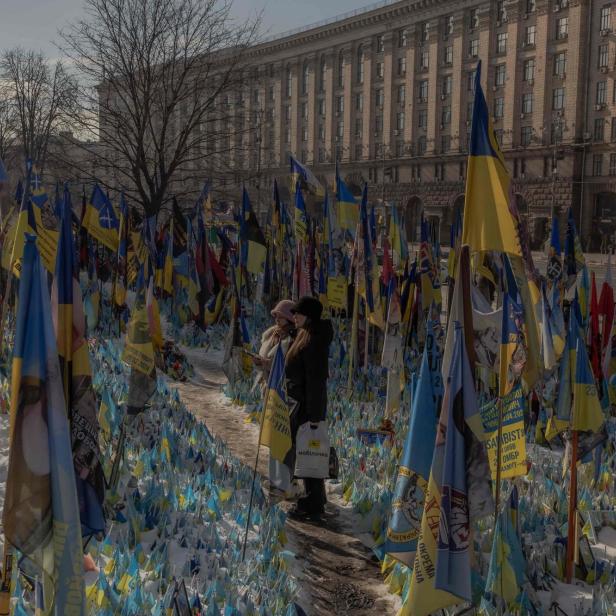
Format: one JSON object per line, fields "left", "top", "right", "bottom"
{"left": 245, "top": 0, "right": 474, "bottom": 60}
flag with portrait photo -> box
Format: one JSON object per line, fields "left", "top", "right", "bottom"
{"left": 82, "top": 184, "right": 119, "bottom": 252}
{"left": 461, "top": 61, "right": 521, "bottom": 257}
{"left": 3, "top": 236, "right": 86, "bottom": 615}
{"left": 51, "top": 186, "right": 106, "bottom": 538}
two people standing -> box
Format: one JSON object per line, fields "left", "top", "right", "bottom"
{"left": 255, "top": 296, "right": 333, "bottom": 521}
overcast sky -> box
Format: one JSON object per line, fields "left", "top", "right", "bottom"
{"left": 0, "top": 0, "right": 368, "bottom": 59}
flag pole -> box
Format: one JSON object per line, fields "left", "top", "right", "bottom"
{"left": 348, "top": 282, "right": 359, "bottom": 393}
{"left": 494, "top": 396, "right": 505, "bottom": 521}
{"left": 565, "top": 429, "right": 579, "bottom": 583}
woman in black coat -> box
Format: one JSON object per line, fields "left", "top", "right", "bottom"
{"left": 285, "top": 296, "right": 333, "bottom": 519}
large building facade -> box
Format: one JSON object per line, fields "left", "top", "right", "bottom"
{"left": 232, "top": 0, "right": 616, "bottom": 250}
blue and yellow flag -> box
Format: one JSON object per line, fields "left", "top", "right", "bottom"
{"left": 290, "top": 155, "right": 324, "bottom": 198}
{"left": 114, "top": 193, "right": 129, "bottom": 307}
{"left": 29, "top": 169, "right": 59, "bottom": 273}
{"left": 336, "top": 165, "right": 359, "bottom": 231}
{"left": 384, "top": 322, "right": 439, "bottom": 567}
{"left": 294, "top": 181, "right": 308, "bottom": 244}
{"left": 260, "top": 345, "right": 293, "bottom": 491}
{"left": 461, "top": 61, "right": 521, "bottom": 256}
{"left": 3, "top": 236, "right": 86, "bottom": 614}
{"left": 500, "top": 290, "right": 522, "bottom": 397}
{"left": 240, "top": 188, "right": 267, "bottom": 275}
{"left": 572, "top": 334, "right": 604, "bottom": 433}
{"left": 52, "top": 186, "right": 106, "bottom": 538}
{"left": 82, "top": 184, "right": 119, "bottom": 252}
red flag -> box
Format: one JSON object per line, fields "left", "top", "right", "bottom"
{"left": 590, "top": 271, "right": 602, "bottom": 379}
{"left": 599, "top": 261, "right": 615, "bottom": 350}
{"left": 381, "top": 236, "right": 394, "bottom": 286}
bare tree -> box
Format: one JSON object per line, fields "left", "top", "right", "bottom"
{"left": 60, "top": 0, "right": 259, "bottom": 216}
{"left": 0, "top": 85, "right": 18, "bottom": 169}
{"left": 0, "top": 49, "right": 77, "bottom": 177}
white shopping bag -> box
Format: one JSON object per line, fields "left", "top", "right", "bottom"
{"left": 294, "top": 422, "right": 330, "bottom": 479}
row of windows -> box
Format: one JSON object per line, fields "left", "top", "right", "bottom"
{"left": 593, "top": 153, "right": 616, "bottom": 177}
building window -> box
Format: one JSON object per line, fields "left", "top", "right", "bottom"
{"left": 494, "top": 97, "right": 504, "bottom": 119}
{"left": 355, "top": 93, "right": 363, "bottom": 112}
{"left": 356, "top": 47, "right": 364, "bottom": 84}
{"left": 417, "top": 136, "right": 427, "bottom": 155}
{"left": 494, "top": 129, "right": 503, "bottom": 146}
{"left": 599, "top": 44, "right": 609, "bottom": 68}
{"left": 551, "top": 121, "right": 563, "bottom": 144}
{"left": 396, "top": 111, "right": 405, "bottom": 131}
{"left": 318, "top": 147, "right": 325, "bottom": 163}
{"left": 610, "top": 153, "right": 616, "bottom": 175}
{"left": 301, "top": 102, "right": 308, "bottom": 120}
{"left": 285, "top": 105, "right": 291, "bottom": 121}
{"left": 495, "top": 64, "right": 506, "bottom": 87}
{"left": 398, "top": 29, "right": 407, "bottom": 48}
{"left": 467, "top": 70, "right": 477, "bottom": 92}
{"left": 376, "top": 35, "right": 385, "bottom": 53}
{"left": 337, "top": 120, "right": 344, "bottom": 139}
{"left": 444, "top": 15, "right": 454, "bottom": 38}
{"left": 595, "top": 117, "right": 605, "bottom": 141}
{"left": 444, "top": 45, "right": 453, "bottom": 65}
{"left": 302, "top": 62, "right": 309, "bottom": 95}
{"left": 496, "top": 32, "right": 508, "bottom": 54}
{"left": 612, "top": 117, "right": 616, "bottom": 141}
{"left": 337, "top": 52, "right": 344, "bottom": 87}
{"left": 467, "top": 101, "right": 474, "bottom": 121}
{"left": 286, "top": 66, "right": 292, "bottom": 97}
{"left": 285, "top": 127, "right": 291, "bottom": 143}
{"left": 435, "top": 162, "right": 445, "bottom": 180}
{"left": 354, "top": 118, "right": 363, "bottom": 138}
{"left": 556, "top": 17, "right": 568, "bottom": 39}
{"left": 554, "top": 52, "right": 567, "bottom": 77}
{"left": 395, "top": 141, "right": 405, "bottom": 157}
{"left": 521, "top": 126, "right": 533, "bottom": 146}
{"left": 375, "top": 115, "right": 383, "bottom": 135}
{"left": 374, "top": 61, "right": 383, "bottom": 79}
{"left": 597, "top": 80, "right": 607, "bottom": 105}
{"left": 354, "top": 144, "right": 363, "bottom": 161}
{"left": 525, "top": 25, "right": 536, "bottom": 46}
{"left": 441, "top": 106, "right": 451, "bottom": 125}
{"left": 469, "top": 8, "right": 479, "bottom": 30}
{"left": 552, "top": 87, "right": 565, "bottom": 110}
{"left": 469, "top": 38, "right": 479, "bottom": 57}
{"left": 268, "top": 86, "right": 275, "bottom": 102}
{"left": 335, "top": 95, "right": 344, "bottom": 115}
{"left": 302, "top": 125, "right": 308, "bottom": 142}
{"left": 397, "top": 84, "right": 406, "bottom": 104}
{"left": 376, "top": 88, "right": 384, "bottom": 107}
{"left": 397, "top": 57, "right": 406, "bottom": 76}
{"left": 593, "top": 153, "right": 604, "bottom": 176}
{"left": 420, "top": 22, "right": 429, "bottom": 42}
{"left": 418, "top": 81, "right": 428, "bottom": 102}
{"left": 440, "top": 76, "right": 451, "bottom": 98}
{"left": 522, "top": 93, "right": 533, "bottom": 114}
{"left": 441, "top": 135, "right": 451, "bottom": 153}
{"left": 524, "top": 59, "right": 535, "bottom": 82}
{"left": 318, "top": 123, "right": 325, "bottom": 140}
{"left": 601, "top": 5, "right": 612, "bottom": 31}
{"left": 318, "top": 99, "right": 325, "bottom": 116}
{"left": 418, "top": 109, "right": 428, "bottom": 129}
{"left": 497, "top": 1, "right": 507, "bottom": 22}
{"left": 319, "top": 58, "right": 326, "bottom": 92}
{"left": 420, "top": 51, "right": 429, "bottom": 70}
{"left": 375, "top": 143, "right": 383, "bottom": 159}
{"left": 526, "top": 0, "right": 536, "bottom": 13}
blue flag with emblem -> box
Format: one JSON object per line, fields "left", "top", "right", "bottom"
{"left": 82, "top": 184, "right": 119, "bottom": 251}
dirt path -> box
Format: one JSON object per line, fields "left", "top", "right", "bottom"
{"left": 173, "top": 346, "right": 400, "bottom": 616}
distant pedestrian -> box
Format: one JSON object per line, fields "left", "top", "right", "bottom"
{"left": 285, "top": 296, "right": 333, "bottom": 520}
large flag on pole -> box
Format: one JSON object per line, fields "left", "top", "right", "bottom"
{"left": 336, "top": 165, "right": 359, "bottom": 231}
{"left": 290, "top": 155, "right": 324, "bottom": 198}
{"left": 3, "top": 236, "right": 86, "bottom": 614}
{"left": 240, "top": 188, "right": 267, "bottom": 275}
{"left": 461, "top": 61, "right": 521, "bottom": 257}
{"left": 52, "top": 186, "right": 106, "bottom": 538}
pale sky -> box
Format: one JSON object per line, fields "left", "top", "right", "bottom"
{"left": 0, "top": 0, "right": 369, "bottom": 58}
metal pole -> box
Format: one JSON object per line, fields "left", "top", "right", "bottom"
{"left": 565, "top": 430, "right": 579, "bottom": 583}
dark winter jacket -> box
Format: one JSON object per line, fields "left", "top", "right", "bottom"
{"left": 285, "top": 319, "right": 334, "bottom": 435}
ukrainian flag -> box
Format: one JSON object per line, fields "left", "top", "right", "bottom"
{"left": 4, "top": 236, "right": 86, "bottom": 615}
{"left": 336, "top": 166, "right": 359, "bottom": 231}
{"left": 572, "top": 335, "right": 604, "bottom": 433}
{"left": 9, "top": 184, "right": 36, "bottom": 278}
{"left": 240, "top": 188, "right": 267, "bottom": 275}
{"left": 260, "top": 345, "right": 293, "bottom": 489}
{"left": 294, "top": 181, "right": 308, "bottom": 243}
{"left": 290, "top": 155, "right": 324, "bottom": 198}
{"left": 461, "top": 61, "right": 521, "bottom": 256}
{"left": 500, "top": 290, "right": 522, "bottom": 397}
{"left": 82, "top": 184, "right": 119, "bottom": 252}
{"left": 29, "top": 170, "right": 59, "bottom": 274}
